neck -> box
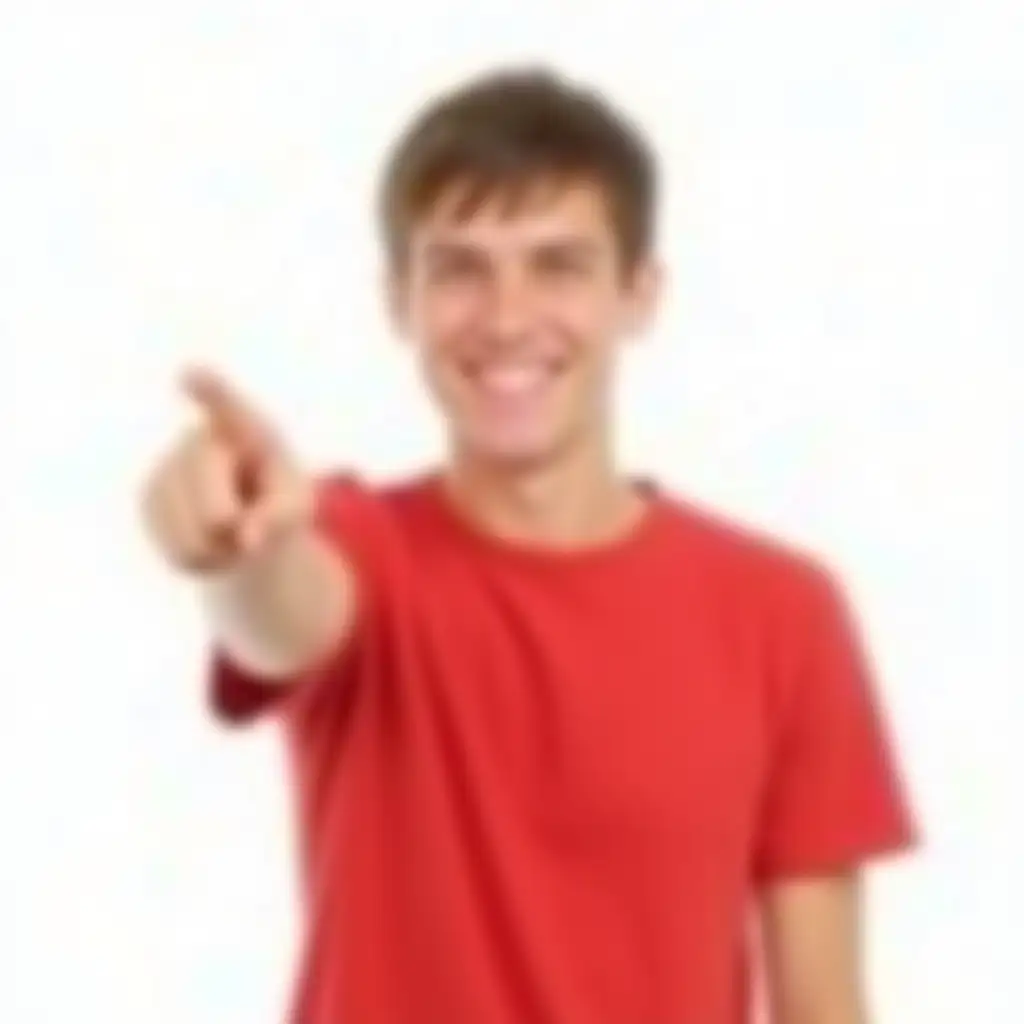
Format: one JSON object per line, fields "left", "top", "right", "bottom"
{"left": 441, "top": 434, "right": 645, "bottom": 551}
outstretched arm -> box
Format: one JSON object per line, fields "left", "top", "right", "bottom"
{"left": 141, "top": 366, "right": 360, "bottom": 679}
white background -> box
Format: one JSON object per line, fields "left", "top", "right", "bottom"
{"left": 3, "top": 2, "right": 1018, "bottom": 1021}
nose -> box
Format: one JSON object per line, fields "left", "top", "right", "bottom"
{"left": 487, "top": 267, "right": 532, "bottom": 343}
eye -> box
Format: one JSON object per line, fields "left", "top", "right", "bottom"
{"left": 536, "top": 250, "right": 592, "bottom": 279}
{"left": 426, "top": 252, "right": 486, "bottom": 284}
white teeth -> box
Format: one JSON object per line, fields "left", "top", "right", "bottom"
{"left": 476, "top": 365, "right": 546, "bottom": 396}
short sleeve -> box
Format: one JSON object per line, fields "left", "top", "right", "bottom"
{"left": 753, "top": 565, "right": 918, "bottom": 881}
{"left": 206, "top": 472, "right": 383, "bottom": 727}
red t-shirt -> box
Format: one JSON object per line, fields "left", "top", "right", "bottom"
{"left": 210, "top": 472, "right": 916, "bottom": 1024}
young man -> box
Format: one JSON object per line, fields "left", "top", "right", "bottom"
{"left": 142, "top": 68, "right": 916, "bottom": 1024}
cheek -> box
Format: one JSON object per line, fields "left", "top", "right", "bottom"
{"left": 549, "top": 294, "right": 621, "bottom": 378}
{"left": 410, "top": 283, "right": 480, "bottom": 344}
{"left": 543, "top": 282, "right": 621, "bottom": 340}
{"left": 407, "top": 298, "right": 473, "bottom": 404}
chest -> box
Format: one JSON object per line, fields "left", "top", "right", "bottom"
{"left": 375, "top": 560, "right": 771, "bottom": 856}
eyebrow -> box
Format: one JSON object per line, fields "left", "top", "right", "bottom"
{"left": 533, "top": 239, "right": 601, "bottom": 259}
{"left": 422, "top": 242, "right": 488, "bottom": 262}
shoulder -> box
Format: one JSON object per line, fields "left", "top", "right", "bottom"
{"left": 656, "top": 490, "right": 863, "bottom": 717}
{"left": 654, "top": 487, "right": 841, "bottom": 616}
{"left": 309, "top": 469, "right": 440, "bottom": 548}
{"left": 312, "top": 469, "right": 431, "bottom": 510}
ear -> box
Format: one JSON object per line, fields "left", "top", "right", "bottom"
{"left": 622, "top": 256, "right": 664, "bottom": 338}
{"left": 384, "top": 264, "right": 410, "bottom": 340}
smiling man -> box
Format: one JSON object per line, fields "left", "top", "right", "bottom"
{"left": 142, "top": 67, "right": 916, "bottom": 1024}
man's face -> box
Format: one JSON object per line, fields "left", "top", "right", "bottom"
{"left": 389, "top": 178, "right": 661, "bottom": 467}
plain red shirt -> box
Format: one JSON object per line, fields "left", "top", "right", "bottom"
{"left": 210, "top": 472, "right": 915, "bottom": 1024}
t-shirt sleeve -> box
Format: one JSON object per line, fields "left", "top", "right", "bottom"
{"left": 206, "top": 472, "right": 382, "bottom": 727}
{"left": 753, "top": 563, "right": 918, "bottom": 881}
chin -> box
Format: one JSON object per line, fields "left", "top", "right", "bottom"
{"left": 456, "top": 425, "right": 563, "bottom": 471}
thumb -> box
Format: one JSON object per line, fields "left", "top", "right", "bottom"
{"left": 235, "top": 462, "right": 314, "bottom": 553}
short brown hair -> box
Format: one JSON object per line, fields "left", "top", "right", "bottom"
{"left": 377, "top": 66, "right": 657, "bottom": 270}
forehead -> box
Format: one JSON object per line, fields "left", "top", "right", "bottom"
{"left": 409, "top": 176, "right": 617, "bottom": 252}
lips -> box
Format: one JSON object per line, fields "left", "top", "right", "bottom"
{"left": 461, "top": 357, "right": 564, "bottom": 403}
{"left": 477, "top": 364, "right": 548, "bottom": 396}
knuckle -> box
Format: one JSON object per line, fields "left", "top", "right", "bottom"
{"left": 173, "top": 537, "right": 227, "bottom": 575}
{"left": 140, "top": 473, "right": 175, "bottom": 539}
{"left": 143, "top": 430, "right": 239, "bottom": 575}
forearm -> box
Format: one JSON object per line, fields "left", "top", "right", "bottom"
{"left": 203, "top": 525, "right": 356, "bottom": 679}
{"left": 771, "top": 976, "right": 869, "bottom": 1024}
{"left": 763, "top": 874, "right": 869, "bottom": 1024}
{"left": 775, "top": 1007, "right": 867, "bottom": 1024}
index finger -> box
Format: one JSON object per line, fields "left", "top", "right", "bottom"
{"left": 180, "top": 365, "right": 274, "bottom": 460}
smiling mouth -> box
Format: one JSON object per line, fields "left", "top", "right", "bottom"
{"left": 461, "top": 359, "right": 565, "bottom": 404}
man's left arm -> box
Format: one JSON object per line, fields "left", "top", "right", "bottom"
{"left": 760, "top": 872, "right": 866, "bottom": 1024}
{"left": 752, "top": 563, "right": 919, "bottom": 1024}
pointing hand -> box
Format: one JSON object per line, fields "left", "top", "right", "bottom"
{"left": 141, "top": 367, "right": 313, "bottom": 573}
